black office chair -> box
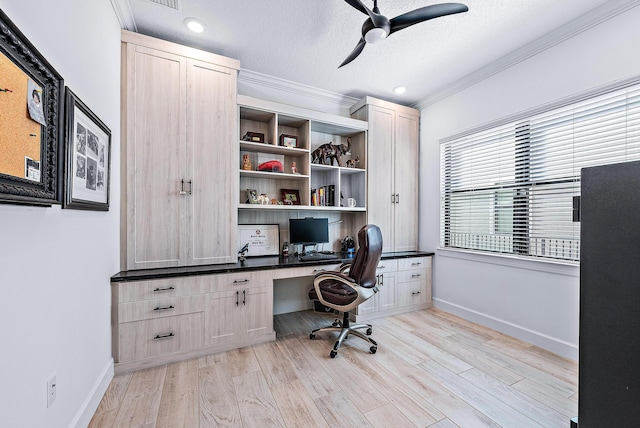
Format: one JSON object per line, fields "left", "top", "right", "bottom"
{"left": 308, "top": 224, "right": 383, "bottom": 358}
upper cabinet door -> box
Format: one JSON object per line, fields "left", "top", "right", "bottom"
{"left": 367, "top": 105, "right": 395, "bottom": 253}
{"left": 124, "top": 45, "right": 187, "bottom": 269}
{"left": 394, "top": 112, "right": 419, "bottom": 252}
{"left": 186, "top": 59, "right": 238, "bottom": 265}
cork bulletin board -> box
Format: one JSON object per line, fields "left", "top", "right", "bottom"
{"left": 0, "top": 52, "right": 42, "bottom": 179}
{"left": 0, "top": 9, "right": 64, "bottom": 206}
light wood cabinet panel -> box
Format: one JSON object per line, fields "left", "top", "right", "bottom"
{"left": 394, "top": 112, "right": 420, "bottom": 252}
{"left": 118, "top": 277, "right": 205, "bottom": 303}
{"left": 377, "top": 273, "right": 396, "bottom": 312}
{"left": 123, "top": 44, "right": 186, "bottom": 268}
{"left": 351, "top": 97, "right": 420, "bottom": 252}
{"left": 186, "top": 59, "right": 237, "bottom": 265}
{"left": 121, "top": 31, "right": 239, "bottom": 270}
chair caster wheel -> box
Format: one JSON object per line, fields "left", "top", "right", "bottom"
{"left": 366, "top": 328, "right": 372, "bottom": 335}
{"left": 370, "top": 346, "right": 377, "bottom": 354}
{"left": 330, "top": 350, "right": 337, "bottom": 358}
{"left": 309, "top": 333, "right": 316, "bottom": 340}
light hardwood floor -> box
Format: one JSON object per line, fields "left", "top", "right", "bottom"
{"left": 90, "top": 308, "right": 577, "bottom": 427}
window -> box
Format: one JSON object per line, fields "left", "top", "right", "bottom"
{"left": 441, "top": 81, "right": 640, "bottom": 262}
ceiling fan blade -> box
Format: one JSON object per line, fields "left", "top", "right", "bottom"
{"left": 343, "top": 0, "right": 370, "bottom": 16}
{"left": 344, "top": 0, "right": 388, "bottom": 29}
{"left": 389, "top": 3, "right": 468, "bottom": 35}
{"left": 338, "top": 38, "right": 367, "bottom": 68}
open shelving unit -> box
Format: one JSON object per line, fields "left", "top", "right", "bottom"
{"left": 237, "top": 95, "right": 368, "bottom": 212}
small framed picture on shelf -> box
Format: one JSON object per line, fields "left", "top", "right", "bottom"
{"left": 246, "top": 189, "right": 258, "bottom": 204}
{"left": 242, "top": 132, "right": 265, "bottom": 143}
{"left": 281, "top": 188, "right": 301, "bottom": 205}
{"left": 279, "top": 134, "right": 298, "bottom": 148}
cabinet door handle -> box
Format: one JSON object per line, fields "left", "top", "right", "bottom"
{"left": 153, "top": 305, "right": 175, "bottom": 311}
{"left": 187, "top": 179, "right": 193, "bottom": 195}
{"left": 396, "top": 193, "right": 400, "bottom": 204}
{"left": 391, "top": 194, "right": 396, "bottom": 204}
{"left": 412, "top": 291, "right": 421, "bottom": 295}
{"left": 411, "top": 262, "right": 422, "bottom": 266}
{"left": 153, "top": 286, "right": 175, "bottom": 292}
{"left": 379, "top": 274, "right": 384, "bottom": 287}
{"left": 236, "top": 290, "right": 239, "bottom": 306}
{"left": 180, "top": 179, "right": 187, "bottom": 195}
{"left": 377, "top": 265, "right": 385, "bottom": 269}
{"left": 153, "top": 332, "right": 174, "bottom": 340}
{"left": 243, "top": 290, "right": 246, "bottom": 305}
{"left": 233, "top": 279, "right": 250, "bottom": 284}
{"left": 411, "top": 274, "right": 422, "bottom": 278}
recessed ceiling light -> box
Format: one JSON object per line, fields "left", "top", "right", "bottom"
{"left": 184, "top": 17, "right": 205, "bottom": 33}
{"left": 393, "top": 86, "right": 406, "bottom": 94}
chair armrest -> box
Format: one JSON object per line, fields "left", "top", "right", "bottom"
{"left": 312, "top": 271, "right": 375, "bottom": 312}
{"left": 338, "top": 262, "right": 351, "bottom": 273}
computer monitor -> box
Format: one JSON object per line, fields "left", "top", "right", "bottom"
{"left": 289, "top": 217, "right": 329, "bottom": 252}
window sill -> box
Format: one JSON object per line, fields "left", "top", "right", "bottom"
{"left": 437, "top": 247, "right": 579, "bottom": 277}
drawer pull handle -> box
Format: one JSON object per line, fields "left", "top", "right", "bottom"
{"left": 233, "top": 279, "right": 250, "bottom": 284}
{"left": 153, "top": 305, "right": 175, "bottom": 311}
{"left": 153, "top": 286, "right": 175, "bottom": 292}
{"left": 411, "top": 274, "right": 422, "bottom": 278}
{"left": 153, "top": 333, "right": 174, "bottom": 340}
{"left": 236, "top": 290, "right": 239, "bottom": 306}
{"left": 411, "top": 262, "right": 422, "bottom": 266}
{"left": 313, "top": 268, "right": 326, "bottom": 272}
{"left": 377, "top": 265, "right": 385, "bottom": 269}
{"left": 412, "top": 291, "right": 421, "bottom": 295}
{"left": 243, "top": 290, "right": 246, "bottom": 305}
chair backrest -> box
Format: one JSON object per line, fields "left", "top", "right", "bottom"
{"left": 348, "top": 224, "right": 383, "bottom": 289}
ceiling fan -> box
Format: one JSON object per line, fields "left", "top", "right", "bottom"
{"left": 340, "top": 0, "right": 469, "bottom": 67}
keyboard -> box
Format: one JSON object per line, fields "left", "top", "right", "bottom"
{"left": 299, "top": 253, "right": 339, "bottom": 261}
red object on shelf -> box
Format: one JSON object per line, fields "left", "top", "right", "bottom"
{"left": 257, "top": 160, "right": 283, "bottom": 173}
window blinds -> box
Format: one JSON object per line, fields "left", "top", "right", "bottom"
{"left": 441, "top": 82, "right": 640, "bottom": 262}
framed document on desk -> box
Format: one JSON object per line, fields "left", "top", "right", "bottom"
{"left": 238, "top": 224, "right": 279, "bottom": 256}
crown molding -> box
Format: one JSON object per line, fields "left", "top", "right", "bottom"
{"left": 110, "top": 0, "right": 137, "bottom": 31}
{"left": 238, "top": 69, "right": 360, "bottom": 109}
{"left": 413, "top": 0, "right": 640, "bottom": 110}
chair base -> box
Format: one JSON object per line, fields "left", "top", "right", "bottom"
{"left": 309, "top": 311, "right": 378, "bottom": 358}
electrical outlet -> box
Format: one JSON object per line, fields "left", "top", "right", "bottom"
{"left": 47, "top": 375, "right": 57, "bottom": 407}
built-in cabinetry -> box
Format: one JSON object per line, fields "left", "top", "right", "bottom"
{"left": 352, "top": 256, "right": 432, "bottom": 321}
{"left": 120, "top": 31, "right": 240, "bottom": 270}
{"left": 238, "top": 95, "right": 368, "bottom": 211}
{"left": 112, "top": 270, "right": 275, "bottom": 373}
{"left": 350, "top": 97, "right": 420, "bottom": 253}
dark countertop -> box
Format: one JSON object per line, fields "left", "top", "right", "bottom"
{"left": 111, "top": 251, "right": 434, "bottom": 283}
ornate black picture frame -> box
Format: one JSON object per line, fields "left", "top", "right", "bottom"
{"left": 0, "top": 9, "right": 64, "bottom": 206}
{"left": 63, "top": 88, "right": 111, "bottom": 210}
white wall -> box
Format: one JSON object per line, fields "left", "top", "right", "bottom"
{"left": 419, "top": 5, "right": 640, "bottom": 359}
{"left": 0, "top": 1, "right": 120, "bottom": 426}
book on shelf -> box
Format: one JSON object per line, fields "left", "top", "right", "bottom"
{"left": 310, "top": 185, "right": 336, "bottom": 207}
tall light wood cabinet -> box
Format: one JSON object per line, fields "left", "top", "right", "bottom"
{"left": 121, "top": 31, "right": 240, "bottom": 270}
{"left": 350, "top": 97, "right": 420, "bottom": 253}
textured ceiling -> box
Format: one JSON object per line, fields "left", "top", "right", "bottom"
{"left": 122, "top": 0, "right": 620, "bottom": 106}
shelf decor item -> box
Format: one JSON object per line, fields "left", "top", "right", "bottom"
{"left": 257, "top": 160, "right": 283, "bottom": 173}
{"left": 246, "top": 189, "right": 258, "bottom": 204}
{"left": 279, "top": 134, "right": 298, "bottom": 148}
{"left": 63, "top": 88, "right": 112, "bottom": 210}
{"left": 281, "top": 188, "right": 301, "bottom": 205}
{"left": 241, "top": 131, "right": 264, "bottom": 143}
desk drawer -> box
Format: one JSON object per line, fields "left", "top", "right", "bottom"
{"left": 375, "top": 259, "right": 398, "bottom": 274}
{"left": 118, "top": 295, "right": 205, "bottom": 323}
{"left": 398, "top": 257, "right": 430, "bottom": 271}
{"left": 118, "top": 312, "right": 205, "bottom": 363}
{"left": 117, "top": 277, "right": 204, "bottom": 303}
{"left": 202, "top": 270, "right": 273, "bottom": 292}
{"left": 398, "top": 268, "right": 427, "bottom": 283}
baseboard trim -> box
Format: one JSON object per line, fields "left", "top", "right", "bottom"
{"left": 70, "top": 358, "right": 114, "bottom": 428}
{"left": 434, "top": 298, "right": 578, "bottom": 360}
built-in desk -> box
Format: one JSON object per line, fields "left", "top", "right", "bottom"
{"left": 110, "top": 251, "right": 433, "bottom": 372}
